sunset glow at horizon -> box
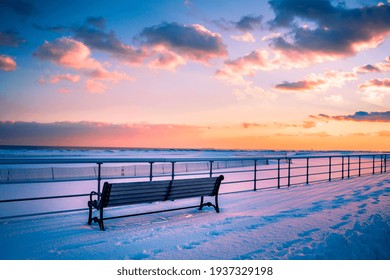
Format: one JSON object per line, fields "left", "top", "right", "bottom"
{"left": 1, "top": 0, "right": 390, "bottom": 151}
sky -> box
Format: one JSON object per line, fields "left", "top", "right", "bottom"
{"left": 0, "top": 0, "right": 390, "bottom": 151}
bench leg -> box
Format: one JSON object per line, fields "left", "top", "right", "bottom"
{"left": 87, "top": 202, "right": 93, "bottom": 225}
{"left": 99, "top": 208, "right": 105, "bottom": 230}
{"left": 214, "top": 194, "right": 220, "bottom": 213}
{"left": 198, "top": 196, "right": 204, "bottom": 210}
{"left": 89, "top": 206, "right": 105, "bottom": 230}
{"left": 199, "top": 195, "right": 220, "bottom": 213}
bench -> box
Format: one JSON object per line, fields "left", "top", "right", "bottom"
{"left": 87, "top": 175, "right": 224, "bottom": 230}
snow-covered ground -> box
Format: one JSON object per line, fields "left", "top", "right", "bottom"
{"left": 1, "top": 172, "right": 389, "bottom": 260}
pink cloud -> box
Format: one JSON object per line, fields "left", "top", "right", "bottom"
{"left": 0, "top": 54, "right": 16, "bottom": 71}
{"left": 34, "top": 37, "right": 101, "bottom": 70}
{"left": 34, "top": 37, "right": 133, "bottom": 92}
{"left": 148, "top": 45, "right": 186, "bottom": 70}
{"left": 231, "top": 32, "right": 256, "bottom": 43}
{"left": 49, "top": 73, "right": 80, "bottom": 84}
{"left": 354, "top": 56, "right": 390, "bottom": 74}
{"left": 216, "top": 50, "right": 274, "bottom": 84}
{"left": 359, "top": 78, "right": 390, "bottom": 90}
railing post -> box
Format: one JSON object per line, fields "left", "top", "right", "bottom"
{"left": 306, "top": 158, "right": 309, "bottom": 185}
{"left": 277, "top": 159, "right": 281, "bottom": 189}
{"left": 149, "top": 162, "right": 154, "bottom": 181}
{"left": 381, "top": 155, "right": 383, "bottom": 174}
{"left": 358, "top": 156, "right": 361, "bottom": 177}
{"left": 97, "top": 162, "right": 102, "bottom": 193}
{"left": 171, "top": 162, "right": 175, "bottom": 180}
{"left": 372, "top": 155, "right": 375, "bottom": 175}
{"left": 287, "top": 158, "right": 291, "bottom": 187}
{"left": 385, "top": 154, "right": 387, "bottom": 173}
{"left": 254, "top": 160, "right": 257, "bottom": 191}
{"left": 348, "top": 156, "right": 351, "bottom": 178}
{"left": 329, "top": 157, "right": 332, "bottom": 181}
{"left": 209, "top": 161, "right": 213, "bottom": 178}
{"left": 341, "top": 156, "right": 344, "bottom": 179}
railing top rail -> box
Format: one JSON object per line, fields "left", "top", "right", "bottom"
{"left": 0, "top": 153, "right": 388, "bottom": 165}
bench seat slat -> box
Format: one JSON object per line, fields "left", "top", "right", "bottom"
{"left": 170, "top": 189, "right": 213, "bottom": 197}
{"left": 171, "top": 178, "right": 216, "bottom": 185}
{"left": 111, "top": 181, "right": 170, "bottom": 191}
{"left": 108, "top": 195, "right": 166, "bottom": 205}
{"left": 171, "top": 183, "right": 216, "bottom": 191}
{"left": 110, "top": 188, "right": 168, "bottom": 196}
{"left": 170, "top": 187, "right": 215, "bottom": 196}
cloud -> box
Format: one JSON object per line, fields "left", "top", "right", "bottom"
{"left": 34, "top": 37, "right": 102, "bottom": 70}
{"left": 37, "top": 18, "right": 226, "bottom": 70}
{"left": 147, "top": 45, "right": 186, "bottom": 70}
{"left": 73, "top": 19, "right": 147, "bottom": 65}
{"left": 274, "top": 70, "right": 357, "bottom": 92}
{"left": 359, "top": 78, "right": 390, "bottom": 102}
{"left": 267, "top": 0, "right": 390, "bottom": 63}
{"left": 359, "top": 78, "right": 390, "bottom": 89}
{"left": 0, "top": 54, "right": 16, "bottom": 71}
{"left": 85, "top": 16, "right": 106, "bottom": 30}
{"left": 354, "top": 56, "right": 390, "bottom": 73}
{"left": 0, "top": 30, "right": 26, "bottom": 47}
{"left": 235, "top": 15, "right": 263, "bottom": 31}
{"left": 139, "top": 22, "right": 227, "bottom": 64}
{"left": 216, "top": 50, "right": 275, "bottom": 84}
{"left": 275, "top": 79, "right": 326, "bottom": 91}
{"left": 231, "top": 32, "right": 256, "bottom": 43}
{"left": 49, "top": 74, "right": 80, "bottom": 84}
{"left": 311, "top": 111, "right": 390, "bottom": 122}
{"left": 213, "top": 14, "right": 262, "bottom": 32}
{"left": 34, "top": 37, "right": 133, "bottom": 92}
{"left": 242, "top": 120, "right": 316, "bottom": 129}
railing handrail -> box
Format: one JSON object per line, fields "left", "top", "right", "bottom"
{"left": 0, "top": 152, "right": 388, "bottom": 165}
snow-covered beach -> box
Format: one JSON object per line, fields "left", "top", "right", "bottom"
{"left": 0, "top": 147, "right": 389, "bottom": 260}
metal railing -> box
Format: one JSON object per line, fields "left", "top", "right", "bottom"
{"left": 0, "top": 153, "right": 388, "bottom": 219}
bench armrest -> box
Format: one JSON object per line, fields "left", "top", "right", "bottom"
{"left": 89, "top": 191, "right": 101, "bottom": 201}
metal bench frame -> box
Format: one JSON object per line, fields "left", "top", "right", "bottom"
{"left": 87, "top": 175, "right": 224, "bottom": 230}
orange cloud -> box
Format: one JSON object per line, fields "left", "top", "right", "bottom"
{"left": 242, "top": 121, "right": 316, "bottom": 129}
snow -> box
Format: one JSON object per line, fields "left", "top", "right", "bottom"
{"left": 1, "top": 171, "right": 389, "bottom": 260}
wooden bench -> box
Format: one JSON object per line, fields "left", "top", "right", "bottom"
{"left": 87, "top": 175, "right": 224, "bottom": 230}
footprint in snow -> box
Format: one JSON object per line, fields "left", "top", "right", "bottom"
{"left": 177, "top": 240, "right": 206, "bottom": 250}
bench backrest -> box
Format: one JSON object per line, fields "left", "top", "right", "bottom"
{"left": 102, "top": 175, "right": 224, "bottom": 208}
